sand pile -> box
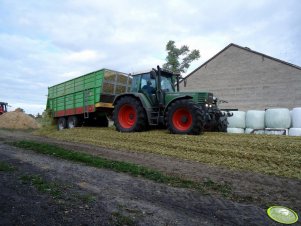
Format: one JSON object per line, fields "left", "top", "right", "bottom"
{"left": 0, "top": 111, "right": 41, "bottom": 129}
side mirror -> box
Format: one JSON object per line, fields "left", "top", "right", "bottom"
{"left": 150, "top": 71, "right": 156, "bottom": 79}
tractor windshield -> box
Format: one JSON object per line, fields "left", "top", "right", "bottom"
{"left": 161, "top": 75, "right": 175, "bottom": 92}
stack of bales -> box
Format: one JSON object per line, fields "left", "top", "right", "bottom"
{"left": 227, "top": 111, "right": 245, "bottom": 133}
{"left": 227, "top": 107, "right": 301, "bottom": 136}
{"left": 265, "top": 108, "right": 291, "bottom": 135}
{"left": 245, "top": 110, "right": 265, "bottom": 134}
{"left": 289, "top": 108, "right": 301, "bottom": 136}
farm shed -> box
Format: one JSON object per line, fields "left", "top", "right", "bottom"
{"left": 180, "top": 43, "right": 301, "bottom": 111}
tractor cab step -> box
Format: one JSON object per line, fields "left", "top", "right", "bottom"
{"left": 149, "top": 108, "right": 160, "bottom": 125}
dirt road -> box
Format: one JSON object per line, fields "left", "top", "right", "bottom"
{"left": 0, "top": 130, "right": 299, "bottom": 225}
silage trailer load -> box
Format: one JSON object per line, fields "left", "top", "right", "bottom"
{"left": 47, "top": 66, "right": 230, "bottom": 135}
{"left": 47, "top": 69, "right": 131, "bottom": 130}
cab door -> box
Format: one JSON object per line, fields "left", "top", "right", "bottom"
{"left": 139, "top": 73, "right": 158, "bottom": 105}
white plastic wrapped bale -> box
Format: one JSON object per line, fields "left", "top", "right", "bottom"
{"left": 265, "top": 108, "right": 291, "bottom": 129}
{"left": 245, "top": 110, "right": 265, "bottom": 129}
{"left": 265, "top": 128, "right": 288, "bottom": 135}
{"left": 290, "top": 110, "right": 293, "bottom": 128}
{"left": 289, "top": 128, "right": 301, "bottom": 136}
{"left": 292, "top": 107, "right": 301, "bottom": 128}
{"left": 227, "top": 128, "right": 245, "bottom": 134}
{"left": 245, "top": 128, "right": 253, "bottom": 134}
{"left": 227, "top": 111, "right": 246, "bottom": 128}
{"left": 245, "top": 128, "right": 265, "bottom": 134}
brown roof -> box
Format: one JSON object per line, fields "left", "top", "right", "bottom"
{"left": 182, "top": 43, "right": 301, "bottom": 82}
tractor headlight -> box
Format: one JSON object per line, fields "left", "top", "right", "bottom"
{"left": 205, "top": 104, "right": 208, "bottom": 107}
{"left": 209, "top": 104, "right": 212, "bottom": 108}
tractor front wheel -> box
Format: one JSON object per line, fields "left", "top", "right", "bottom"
{"left": 216, "top": 116, "right": 228, "bottom": 132}
{"left": 113, "top": 96, "right": 147, "bottom": 132}
{"left": 166, "top": 100, "right": 204, "bottom": 135}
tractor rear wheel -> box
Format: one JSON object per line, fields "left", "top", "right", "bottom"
{"left": 57, "top": 117, "right": 67, "bottom": 130}
{"left": 166, "top": 99, "right": 204, "bottom": 135}
{"left": 113, "top": 96, "right": 147, "bottom": 132}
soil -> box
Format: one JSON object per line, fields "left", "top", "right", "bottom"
{"left": 0, "top": 129, "right": 300, "bottom": 225}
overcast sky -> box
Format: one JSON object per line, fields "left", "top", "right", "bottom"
{"left": 0, "top": 0, "right": 300, "bottom": 115}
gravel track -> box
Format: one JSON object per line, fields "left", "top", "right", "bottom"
{"left": 0, "top": 129, "right": 300, "bottom": 225}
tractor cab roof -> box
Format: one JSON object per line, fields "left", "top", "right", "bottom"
{"left": 130, "top": 67, "right": 180, "bottom": 77}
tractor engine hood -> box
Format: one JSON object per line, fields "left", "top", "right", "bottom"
{"left": 165, "top": 92, "right": 214, "bottom": 106}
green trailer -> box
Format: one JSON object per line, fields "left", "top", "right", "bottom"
{"left": 47, "top": 69, "right": 131, "bottom": 130}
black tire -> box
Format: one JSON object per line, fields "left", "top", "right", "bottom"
{"left": 57, "top": 117, "right": 67, "bottom": 130}
{"left": 67, "top": 116, "right": 80, "bottom": 129}
{"left": 165, "top": 99, "right": 204, "bottom": 135}
{"left": 216, "top": 116, "right": 228, "bottom": 132}
{"left": 113, "top": 96, "right": 147, "bottom": 132}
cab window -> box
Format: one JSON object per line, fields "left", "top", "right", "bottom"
{"left": 130, "top": 76, "right": 140, "bottom": 92}
{"left": 140, "top": 73, "right": 156, "bottom": 95}
{"left": 161, "top": 76, "right": 175, "bottom": 92}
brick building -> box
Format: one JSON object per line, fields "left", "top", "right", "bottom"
{"left": 180, "top": 43, "right": 301, "bottom": 111}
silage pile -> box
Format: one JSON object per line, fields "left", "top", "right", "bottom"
{"left": 0, "top": 111, "right": 41, "bottom": 129}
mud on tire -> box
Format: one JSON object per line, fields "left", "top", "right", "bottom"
{"left": 166, "top": 99, "right": 204, "bottom": 135}
{"left": 113, "top": 96, "right": 147, "bottom": 132}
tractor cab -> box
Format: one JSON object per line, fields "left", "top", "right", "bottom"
{"left": 129, "top": 67, "right": 179, "bottom": 107}
{"left": 0, "top": 102, "right": 8, "bottom": 115}
{"left": 130, "top": 69, "right": 177, "bottom": 92}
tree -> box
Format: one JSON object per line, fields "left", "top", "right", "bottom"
{"left": 163, "top": 40, "right": 200, "bottom": 73}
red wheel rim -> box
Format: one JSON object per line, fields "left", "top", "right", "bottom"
{"left": 118, "top": 104, "right": 136, "bottom": 129}
{"left": 172, "top": 108, "right": 192, "bottom": 131}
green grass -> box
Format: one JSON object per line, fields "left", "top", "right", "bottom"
{"left": 20, "top": 174, "right": 62, "bottom": 198}
{"left": 110, "top": 212, "right": 136, "bottom": 226}
{"left": 9, "top": 140, "right": 232, "bottom": 197}
{"left": 76, "top": 194, "right": 96, "bottom": 203}
{"left": 34, "top": 127, "right": 301, "bottom": 179}
{"left": 0, "top": 161, "right": 16, "bottom": 172}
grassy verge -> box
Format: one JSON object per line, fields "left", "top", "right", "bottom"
{"left": 110, "top": 212, "right": 136, "bottom": 226}
{"left": 19, "top": 173, "right": 96, "bottom": 204}
{"left": 34, "top": 127, "right": 301, "bottom": 179}
{"left": 20, "top": 174, "right": 62, "bottom": 198}
{"left": 9, "top": 140, "right": 232, "bottom": 197}
{"left": 0, "top": 161, "right": 16, "bottom": 172}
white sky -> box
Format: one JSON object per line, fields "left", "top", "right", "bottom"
{"left": 0, "top": 0, "right": 300, "bottom": 115}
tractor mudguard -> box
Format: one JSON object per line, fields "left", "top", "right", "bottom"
{"left": 163, "top": 95, "right": 193, "bottom": 116}
{"left": 113, "top": 93, "right": 153, "bottom": 124}
{"left": 113, "top": 93, "right": 152, "bottom": 109}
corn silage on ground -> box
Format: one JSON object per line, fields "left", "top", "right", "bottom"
{"left": 36, "top": 127, "right": 301, "bottom": 179}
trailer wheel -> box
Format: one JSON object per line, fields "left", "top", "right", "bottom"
{"left": 58, "top": 117, "right": 67, "bottom": 130}
{"left": 166, "top": 99, "right": 204, "bottom": 135}
{"left": 67, "top": 116, "right": 79, "bottom": 129}
{"left": 113, "top": 96, "right": 147, "bottom": 132}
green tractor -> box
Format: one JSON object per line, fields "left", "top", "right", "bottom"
{"left": 113, "top": 66, "right": 229, "bottom": 135}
